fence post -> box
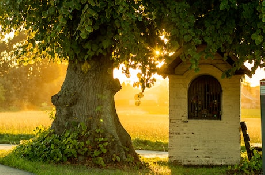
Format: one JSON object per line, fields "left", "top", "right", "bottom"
{"left": 260, "top": 79, "right": 265, "bottom": 174}
{"left": 240, "top": 121, "right": 253, "bottom": 160}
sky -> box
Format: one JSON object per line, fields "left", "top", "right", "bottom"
{"left": 114, "top": 62, "right": 265, "bottom": 87}
{"left": 244, "top": 62, "right": 265, "bottom": 87}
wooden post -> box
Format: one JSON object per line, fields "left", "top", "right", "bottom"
{"left": 240, "top": 121, "right": 253, "bottom": 160}
{"left": 260, "top": 79, "right": 265, "bottom": 174}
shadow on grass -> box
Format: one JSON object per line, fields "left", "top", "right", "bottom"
{"left": 132, "top": 138, "right": 168, "bottom": 151}
{"left": 0, "top": 133, "right": 34, "bottom": 144}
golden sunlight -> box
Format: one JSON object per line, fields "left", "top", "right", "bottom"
{"left": 113, "top": 64, "right": 141, "bottom": 85}
{"left": 113, "top": 64, "right": 164, "bottom": 85}
{"left": 244, "top": 62, "right": 265, "bottom": 87}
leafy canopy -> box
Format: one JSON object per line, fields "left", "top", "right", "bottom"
{"left": 0, "top": 0, "right": 264, "bottom": 85}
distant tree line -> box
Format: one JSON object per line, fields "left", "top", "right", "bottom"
{"left": 0, "top": 59, "right": 66, "bottom": 111}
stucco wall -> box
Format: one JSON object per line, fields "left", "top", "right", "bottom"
{"left": 168, "top": 57, "right": 242, "bottom": 165}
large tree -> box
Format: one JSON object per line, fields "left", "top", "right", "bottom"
{"left": 0, "top": 0, "right": 264, "bottom": 165}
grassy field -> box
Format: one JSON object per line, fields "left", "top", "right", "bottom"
{"left": 241, "top": 118, "right": 261, "bottom": 143}
{"left": 0, "top": 110, "right": 169, "bottom": 144}
{"left": 241, "top": 109, "right": 261, "bottom": 118}
{"left": 241, "top": 109, "right": 261, "bottom": 143}
{"left": 0, "top": 111, "right": 52, "bottom": 134}
{"left": 0, "top": 110, "right": 261, "bottom": 174}
{"left": 0, "top": 109, "right": 262, "bottom": 145}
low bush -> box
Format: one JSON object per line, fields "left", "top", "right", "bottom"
{"left": 227, "top": 149, "right": 262, "bottom": 175}
{"left": 13, "top": 124, "right": 131, "bottom": 167}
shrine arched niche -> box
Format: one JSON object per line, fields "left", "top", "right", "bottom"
{"left": 188, "top": 74, "right": 222, "bottom": 120}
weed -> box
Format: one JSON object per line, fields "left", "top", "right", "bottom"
{"left": 227, "top": 149, "right": 262, "bottom": 175}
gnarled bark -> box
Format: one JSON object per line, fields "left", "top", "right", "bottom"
{"left": 51, "top": 55, "right": 139, "bottom": 163}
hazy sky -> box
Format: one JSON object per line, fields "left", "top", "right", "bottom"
{"left": 115, "top": 63, "right": 265, "bottom": 87}
{"left": 244, "top": 62, "right": 265, "bottom": 87}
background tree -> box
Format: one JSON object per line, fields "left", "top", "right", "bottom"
{"left": 0, "top": 0, "right": 264, "bottom": 165}
{"left": 0, "top": 59, "right": 66, "bottom": 110}
{"left": 0, "top": 33, "right": 67, "bottom": 111}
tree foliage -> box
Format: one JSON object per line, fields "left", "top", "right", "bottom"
{"left": 0, "top": 0, "right": 264, "bottom": 85}
{"left": 154, "top": 0, "right": 265, "bottom": 76}
{"left": 0, "top": 0, "right": 161, "bottom": 91}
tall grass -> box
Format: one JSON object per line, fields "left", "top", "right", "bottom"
{"left": 241, "top": 118, "right": 261, "bottom": 144}
{"left": 0, "top": 111, "right": 52, "bottom": 135}
{"left": 0, "top": 111, "right": 168, "bottom": 141}
{"left": 0, "top": 110, "right": 261, "bottom": 145}
{"left": 241, "top": 109, "right": 261, "bottom": 118}
{"left": 119, "top": 114, "right": 168, "bottom": 142}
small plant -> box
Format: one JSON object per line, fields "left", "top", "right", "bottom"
{"left": 14, "top": 123, "right": 111, "bottom": 167}
{"left": 227, "top": 149, "right": 262, "bottom": 175}
{"left": 47, "top": 108, "right": 56, "bottom": 120}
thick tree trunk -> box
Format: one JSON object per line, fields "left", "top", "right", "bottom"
{"left": 51, "top": 55, "right": 139, "bottom": 163}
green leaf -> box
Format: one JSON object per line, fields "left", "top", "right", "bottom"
{"left": 80, "top": 32, "right": 87, "bottom": 39}
{"left": 101, "top": 148, "right": 107, "bottom": 153}
{"left": 88, "top": 8, "right": 97, "bottom": 17}
{"left": 116, "top": 156, "right": 120, "bottom": 162}
{"left": 93, "top": 150, "right": 101, "bottom": 156}
{"left": 98, "top": 137, "right": 104, "bottom": 142}
{"left": 251, "top": 32, "right": 263, "bottom": 45}
{"left": 79, "top": 122, "right": 87, "bottom": 131}
{"left": 85, "top": 25, "right": 93, "bottom": 33}
{"left": 114, "top": 20, "right": 120, "bottom": 28}
{"left": 88, "top": 0, "right": 96, "bottom": 6}
{"left": 102, "top": 39, "right": 109, "bottom": 49}
{"left": 92, "top": 44, "right": 98, "bottom": 51}
{"left": 184, "top": 35, "right": 192, "bottom": 42}
{"left": 220, "top": 0, "right": 228, "bottom": 10}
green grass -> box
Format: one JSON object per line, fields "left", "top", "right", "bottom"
{"left": 0, "top": 150, "right": 227, "bottom": 175}
{"left": 0, "top": 150, "right": 146, "bottom": 175}
{"left": 132, "top": 138, "right": 168, "bottom": 151}
{"left": 0, "top": 133, "right": 34, "bottom": 144}
{"left": 0, "top": 134, "right": 167, "bottom": 151}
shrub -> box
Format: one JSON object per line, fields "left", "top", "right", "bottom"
{"left": 14, "top": 124, "right": 112, "bottom": 167}
{"left": 227, "top": 149, "right": 262, "bottom": 175}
